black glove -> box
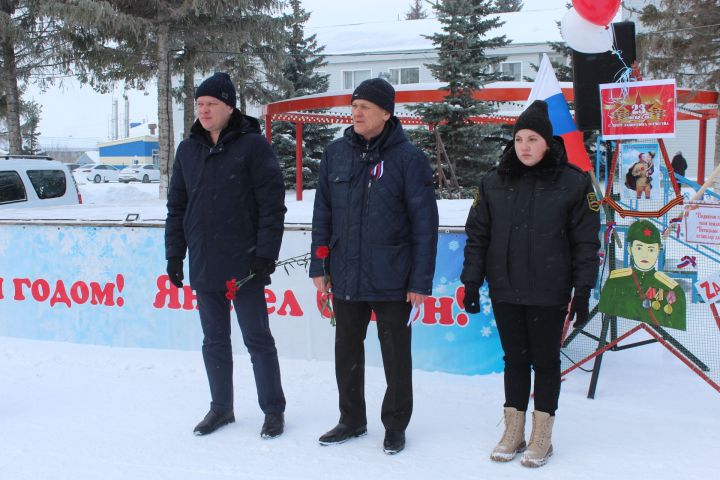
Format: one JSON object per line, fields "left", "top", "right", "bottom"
{"left": 251, "top": 257, "right": 276, "bottom": 277}
{"left": 570, "top": 287, "right": 590, "bottom": 328}
{"left": 463, "top": 283, "right": 481, "bottom": 314}
{"left": 166, "top": 257, "right": 184, "bottom": 288}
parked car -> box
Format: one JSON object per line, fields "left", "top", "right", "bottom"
{"left": 0, "top": 155, "right": 82, "bottom": 208}
{"left": 74, "top": 163, "right": 120, "bottom": 183}
{"left": 119, "top": 164, "right": 160, "bottom": 183}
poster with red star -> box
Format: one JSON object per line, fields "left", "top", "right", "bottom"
{"left": 599, "top": 79, "right": 676, "bottom": 140}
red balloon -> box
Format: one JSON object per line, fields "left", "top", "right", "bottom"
{"left": 572, "top": 0, "right": 621, "bottom": 26}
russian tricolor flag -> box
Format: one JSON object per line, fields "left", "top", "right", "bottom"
{"left": 526, "top": 54, "right": 592, "bottom": 172}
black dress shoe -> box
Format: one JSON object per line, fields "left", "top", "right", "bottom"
{"left": 260, "top": 412, "right": 284, "bottom": 439}
{"left": 193, "top": 409, "right": 235, "bottom": 436}
{"left": 383, "top": 430, "right": 405, "bottom": 454}
{"left": 318, "top": 423, "right": 368, "bottom": 445}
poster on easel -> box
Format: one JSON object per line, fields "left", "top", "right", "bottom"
{"left": 598, "top": 220, "right": 687, "bottom": 331}
{"left": 620, "top": 141, "right": 662, "bottom": 202}
{"left": 599, "top": 79, "right": 676, "bottom": 140}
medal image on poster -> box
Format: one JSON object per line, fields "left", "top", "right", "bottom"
{"left": 620, "top": 142, "right": 662, "bottom": 202}
{"left": 598, "top": 220, "right": 686, "bottom": 331}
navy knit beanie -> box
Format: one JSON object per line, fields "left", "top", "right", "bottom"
{"left": 351, "top": 78, "right": 395, "bottom": 115}
{"left": 195, "top": 72, "right": 236, "bottom": 108}
{"left": 514, "top": 100, "right": 553, "bottom": 145}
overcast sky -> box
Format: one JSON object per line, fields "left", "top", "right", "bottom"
{"left": 31, "top": 0, "right": 570, "bottom": 145}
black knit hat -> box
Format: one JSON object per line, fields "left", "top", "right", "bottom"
{"left": 513, "top": 100, "right": 553, "bottom": 145}
{"left": 351, "top": 78, "right": 395, "bottom": 114}
{"left": 195, "top": 72, "right": 236, "bottom": 108}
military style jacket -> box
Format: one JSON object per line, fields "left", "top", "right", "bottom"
{"left": 461, "top": 137, "right": 601, "bottom": 306}
{"left": 598, "top": 267, "right": 686, "bottom": 331}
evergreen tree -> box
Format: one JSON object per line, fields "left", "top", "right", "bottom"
{"left": 268, "top": 0, "right": 336, "bottom": 191}
{"left": 54, "top": 0, "right": 287, "bottom": 198}
{"left": 410, "top": 0, "right": 510, "bottom": 190}
{"left": 636, "top": 0, "right": 720, "bottom": 165}
{"left": 20, "top": 99, "right": 44, "bottom": 154}
{"left": 406, "top": 0, "right": 428, "bottom": 20}
{"left": 492, "top": 0, "right": 522, "bottom": 13}
{"left": 0, "top": 1, "right": 72, "bottom": 154}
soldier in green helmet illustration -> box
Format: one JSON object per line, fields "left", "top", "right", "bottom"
{"left": 598, "top": 220, "right": 686, "bottom": 330}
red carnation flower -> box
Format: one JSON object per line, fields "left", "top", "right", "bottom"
{"left": 225, "top": 278, "right": 238, "bottom": 300}
{"left": 316, "top": 246, "right": 330, "bottom": 259}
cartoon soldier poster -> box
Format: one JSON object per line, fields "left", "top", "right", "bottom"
{"left": 598, "top": 220, "right": 686, "bottom": 330}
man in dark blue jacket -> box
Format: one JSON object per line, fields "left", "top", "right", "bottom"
{"left": 310, "top": 78, "right": 439, "bottom": 454}
{"left": 165, "top": 72, "right": 286, "bottom": 439}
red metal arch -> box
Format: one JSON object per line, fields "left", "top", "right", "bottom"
{"left": 263, "top": 83, "right": 718, "bottom": 199}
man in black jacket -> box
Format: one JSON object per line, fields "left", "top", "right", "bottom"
{"left": 310, "top": 78, "right": 439, "bottom": 455}
{"left": 165, "top": 72, "right": 286, "bottom": 439}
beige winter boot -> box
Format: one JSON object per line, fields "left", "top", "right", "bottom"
{"left": 490, "top": 407, "right": 526, "bottom": 462}
{"left": 521, "top": 411, "right": 555, "bottom": 468}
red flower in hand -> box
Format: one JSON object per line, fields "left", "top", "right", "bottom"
{"left": 316, "top": 246, "right": 330, "bottom": 259}
{"left": 225, "top": 278, "right": 238, "bottom": 300}
{"left": 314, "top": 246, "right": 334, "bottom": 326}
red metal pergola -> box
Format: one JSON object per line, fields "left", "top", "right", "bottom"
{"left": 262, "top": 82, "right": 718, "bottom": 200}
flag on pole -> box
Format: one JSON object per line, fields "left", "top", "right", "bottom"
{"left": 526, "top": 54, "right": 592, "bottom": 172}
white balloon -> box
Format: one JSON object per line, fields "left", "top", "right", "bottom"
{"left": 561, "top": 7, "right": 614, "bottom": 53}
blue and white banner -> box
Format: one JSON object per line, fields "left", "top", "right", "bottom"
{"left": 0, "top": 225, "right": 503, "bottom": 375}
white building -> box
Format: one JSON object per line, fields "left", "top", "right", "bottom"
{"left": 307, "top": 7, "right": 569, "bottom": 92}
{"left": 296, "top": 4, "right": 714, "bottom": 182}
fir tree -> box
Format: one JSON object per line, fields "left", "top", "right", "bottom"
{"left": 20, "top": 100, "right": 44, "bottom": 154}
{"left": 492, "top": 0, "right": 522, "bottom": 13}
{"left": 406, "top": 0, "right": 428, "bottom": 20}
{"left": 410, "top": 0, "right": 510, "bottom": 190}
{"left": 268, "top": 0, "right": 336, "bottom": 190}
{"left": 54, "top": 0, "right": 287, "bottom": 198}
{"left": 0, "top": 1, "right": 72, "bottom": 154}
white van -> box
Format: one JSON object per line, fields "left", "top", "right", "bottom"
{"left": 0, "top": 155, "right": 82, "bottom": 208}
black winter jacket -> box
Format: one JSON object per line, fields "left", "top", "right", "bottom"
{"left": 165, "top": 111, "right": 286, "bottom": 291}
{"left": 461, "top": 138, "right": 600, "bottom": 306}
{"left": 309, "top": 118, "right": 439, "bottom": 301}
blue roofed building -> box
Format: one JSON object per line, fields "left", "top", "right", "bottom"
{"left": 98, "top": 124, "right": 159, "bottom": 168}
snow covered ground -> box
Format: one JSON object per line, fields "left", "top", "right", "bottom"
{"left": 1, "top": 334, "right": 717, "bottom": 480}
{"left": 1, "top": 182, "right": 718, "bottom": 479}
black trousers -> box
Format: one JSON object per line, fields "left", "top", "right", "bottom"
{"left": 196, "top": 277, "right": 285, "bottom": 415}
{"left": 491, "top": 300, "right": 567, "bottom": 415}
{"left": 332, "top": 298, "right": 413, "bottom": 432}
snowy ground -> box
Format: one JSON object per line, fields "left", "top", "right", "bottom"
{"left": 1, "top": 335, "right": 717, "bottom": 480}
{"left": 1, "top": 183, "right": 718, "bottom": 479}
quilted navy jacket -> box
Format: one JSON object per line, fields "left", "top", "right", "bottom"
{"left": 165, "top": 111, "right": 286, "bottom": 291}
{"left": 309, "top": 117, "right": 439, "bottom": 301}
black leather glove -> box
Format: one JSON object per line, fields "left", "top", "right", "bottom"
{"left": 463, "top": 283, "right": 481, "bottom": 314}
{"left": 166, "top": 257, "right": 184, "bottom": 288}
{"left": 570, "top": 287, "right": 590, "bottom": 328}
{"left": 251, "top": 257, "right": 276, "bottom": 277}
